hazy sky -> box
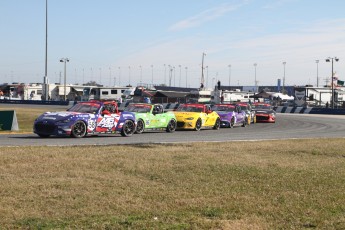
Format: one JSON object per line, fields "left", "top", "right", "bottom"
{"left": 1, "top": 0, "right": 345, "bottom": 88}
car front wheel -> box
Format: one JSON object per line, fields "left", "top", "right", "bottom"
{"left": 121, "top": 120, "right": 135, "bottom": 137}
{"left": 230, "top": 117, "right": 235, "bottom": 128}
{"left": 71, "top": 120, "right": 87, "bottom": 138}
{"left": 194, "top": 118, "right": 202, "bottom": 131}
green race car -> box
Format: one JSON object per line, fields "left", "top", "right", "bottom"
{"left": 124, "top": 103, "right": 177, "bottom": 133}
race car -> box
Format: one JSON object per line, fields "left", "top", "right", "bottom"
{"left": 33, "top": 100, "right": 136, "bottom": 138}
{"left": 252, "top": 102, "right": 276, "bottom": 123}
{"left": 212, "top": 104, "right": 247, "bottom": 128}
{"left": 124, "top": 103, "right": 177, "bottom": 133}
{"left": 172, "top": 104, "right": 220, "bottom": 131}
{"left": 236, "top": 102, "right": 256, "bottom": 124}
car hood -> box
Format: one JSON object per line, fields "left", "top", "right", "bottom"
{"left": 255, "top": 110, "right": 274, "bottom": 114}
{"left": 173, "top": 111, "right": 201, "bottom": 117}
{"left": 37, "top": 111, "right": 88, "bottom": 121}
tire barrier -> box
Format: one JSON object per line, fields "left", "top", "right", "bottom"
{"left": 275, "top": 106, "right": 345, "bottom": 115}
{"left": 0, "top": 110, "right": 19, "bottom": 131}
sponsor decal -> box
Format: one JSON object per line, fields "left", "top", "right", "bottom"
{"left": 97, "top": 117, "right": 117, "bottom": 128}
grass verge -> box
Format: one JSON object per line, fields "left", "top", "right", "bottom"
{"left": 1, "top": 139, "right": 344, "bottom": 229}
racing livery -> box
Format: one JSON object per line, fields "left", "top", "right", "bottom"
{"left": 252, "top": 102, "right": 276, "bottom": 123}
{"left": 236, "top": 102, "right": 256, "bottom": 124}
{"left": 212, "top": 104, "right": 247, "bottom": 128}
{"left": 124, "top": 103, "right": 177, "bottom": 133}
{"left": 33, "top": 100, "right": 136, "bottom": 138}
{"left": 173, "top": 104, "right": 220, "bottom": 131}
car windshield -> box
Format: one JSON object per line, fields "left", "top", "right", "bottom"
{"left": 68, "top": 103, "right": 100, "bottom": 113}
{"left": 213, "top": 105, "right": 235, "bottom": 112}
{"left": 176, "top": 105, "right": 203, "bottom": 112}
{"left": 239, "top": 105, "right": 247, "bottom": 111}
{"left": 125, "top": 105, "right": 151, "bottom": 113}
{"left": 253, "top": 104, "right": 271, "bottom": 110}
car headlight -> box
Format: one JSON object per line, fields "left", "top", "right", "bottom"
{"left": 186, "top": 117, "right": 194, "bottom": 120}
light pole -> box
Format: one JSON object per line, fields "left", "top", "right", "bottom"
{"left": 253, "top": 63, "right": 257, "bottom": 92}
{"left": 228, "top": 64, "right": 231, "bottom": 87}
{"left": 43, "top": 0, "right": 48, "bottom": 100}
{"left": 59, "top": 58, "right": 69, "bottom": 101}
{"left": 326, "top": 57, "right": 339, "bottom": 109}
{"left": 282, "top": 62, "right": 286, "bottom": 93}
{"left": 315, "top": 60, "right": 319, "bottom": 87}
{"left": 201, "top": 52, "right": 206, "bottom": 87}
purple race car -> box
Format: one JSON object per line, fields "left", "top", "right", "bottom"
{"left": 33, "top": 100, "right": 136, "bottom": 138}
{"left": 212, "top": 104, "right": 247, "bottom": 128}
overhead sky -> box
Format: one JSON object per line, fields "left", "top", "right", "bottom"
{"left": 1, "top": 0, "right": 345, "bottom": 88}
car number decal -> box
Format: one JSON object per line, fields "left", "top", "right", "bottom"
{"left": 88, "top": 119, "right": 96, "bottom": 130}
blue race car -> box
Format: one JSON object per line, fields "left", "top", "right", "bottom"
{"left": 212, "top": 104, "right": 247, "bottom": 128}
{"left": 33, "top": 100, "right": 136, "bottom": 138}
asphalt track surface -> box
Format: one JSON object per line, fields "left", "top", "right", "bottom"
{"left": 1, "top": 113, "right": 345, "bottom": 147}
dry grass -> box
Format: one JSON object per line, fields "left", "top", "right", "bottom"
{"left": 1, "top": 139, "right": 345, "bottom": 229}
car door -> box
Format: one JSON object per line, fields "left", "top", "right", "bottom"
{"left": 235, "top": 105, "right": 245, "bottom": 123}
{"left": 95, "top": 105, "right": 120, "bottom": 132}
{"left": 204, "top": 106, "right": 216, "bottom": 127}
{"left": 151, "top": 105, "right": 165, "bottom": 128}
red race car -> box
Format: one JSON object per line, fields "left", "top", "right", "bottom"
{"left": 251, "top": 103, "right": 276, "bottom": 123}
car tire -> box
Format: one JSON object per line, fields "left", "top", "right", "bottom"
{"left": 121, "top": 120, "right": 135, "bottom": 137}
{"left": 166, "top": 119, "right": 177, "bottom": 133}
{"left": 194, "top": 118, "right": 202, "bottom": 131}
{"left": 242, "top": 119, "right": 247, "bottom": 127}
{"left": 71, "top": 120, "right": 87, "bottom": 138}
{"left": 38, "top": 134, "right": 50, "bottom": 138}
{"left": 135, "top": 119, "right": 145, "bottom": 134}
{"left": 213, "top": 118, "right": 220, "bottom": 130}
{"left": 230, "top": 117, "right": 235, "bottom": 128}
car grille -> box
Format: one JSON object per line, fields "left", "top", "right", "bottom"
{"left": 34, "top": 122, "right": 56, "bottom": 134}
{"left": 177, "top": 121, "right": 185, "bottom": 127}
{"left": 256, "top": 116, "right": 268, "bottom": 121}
